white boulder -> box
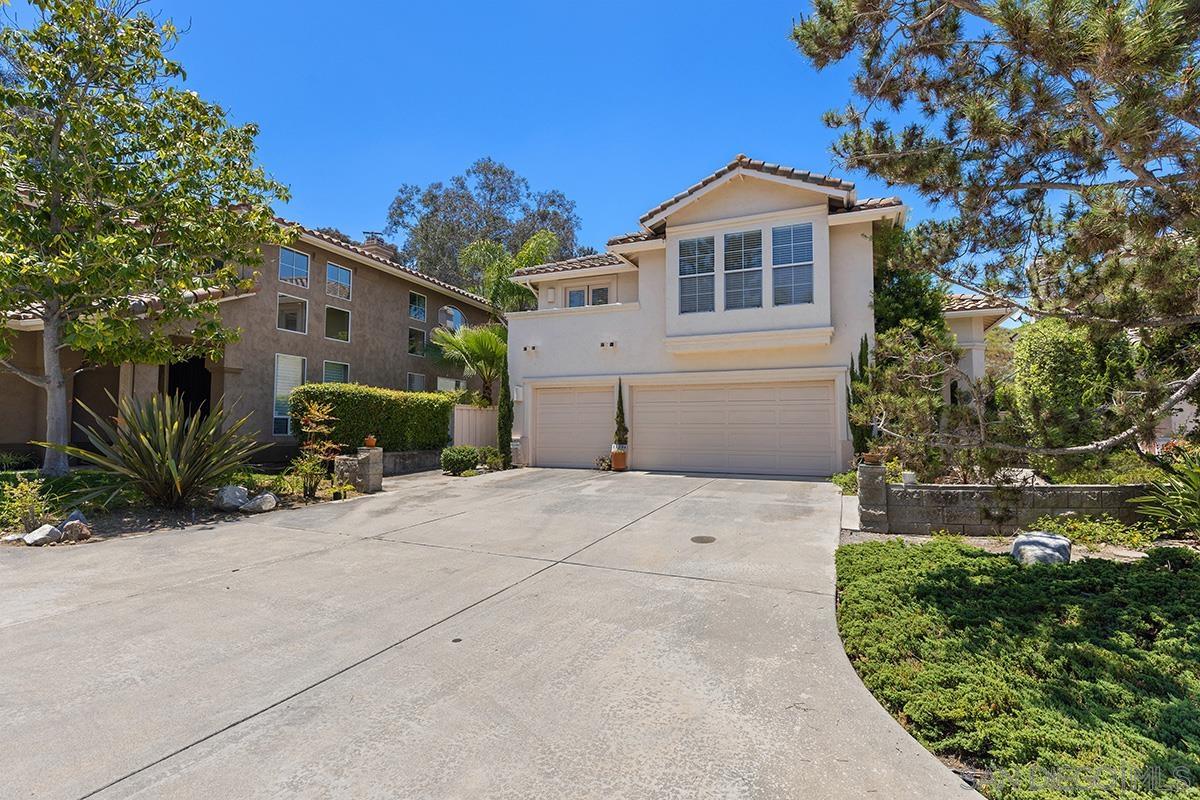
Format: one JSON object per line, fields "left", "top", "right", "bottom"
{"left": 213, "top": 485, "right": 250, "bottom": 512}
{"left": 239, "top": 493, "right": 278, "bottom": 514}
{"left": 23, "top": 524, "right": 62, "bottom": 547}
{"left": 1011, "top": 532, "right": 1072, "bottom": 565}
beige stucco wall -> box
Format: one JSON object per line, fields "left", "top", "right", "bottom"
{"left": 219, "top": 240, "right": 491, "bottom": 442}
{"left": 507, "top": 195, "right": 880, "bottom": 470}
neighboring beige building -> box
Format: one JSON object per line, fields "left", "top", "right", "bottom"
{"left": 0, "top": 223, "right": 493, "bottom": 459}
{"left": 506, "top": 155, "right": 1007, "bottom": 476}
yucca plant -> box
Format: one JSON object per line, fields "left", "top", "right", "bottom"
{"left": 40, "top": 392, "right": 268, "bottom": 508}
{"left": 1132, "top": 450, "right": 1200, "bottom": 536}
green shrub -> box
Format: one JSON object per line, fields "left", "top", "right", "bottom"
{"left": 1031, "top": 513, "right": 1162, "bottom": 549}
{"left": 289, "top": 383, "right": 452, "bottom": 452}
{"left": 0, "top": 476, "right": 55, "bottom": 533}
{"left": 460, "top": 469, "right": 479, "bottom": 478}
{"left": 41, "top": 393, "right": 267, "bottom": 509}
{"left": 0, "top": 451, "right": 33, "bottom": 471}
{"left": 837, "top": 539, "right": 1200, "bottom": 800}
{"left": 1132, "top": 449, "right": 1200, "bottom": 536}
{"left": 441, "top": 445, "right": 478, "bottom": 476}
{"left": 1040, "top": 448, "right": 1168, "bottom": 485}
{"left": 477, "top": 446, "right": 502, "bottom": 471}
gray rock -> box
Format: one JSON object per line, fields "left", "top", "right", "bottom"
{"left": 60, "top": 520, "right": 92, "bottom": 542}
{"left": 239, "top": 492, "right": 278, "bottom": 514}
{"left": 23, "top": 524, "right": 62, "bottom": 547}
{"left": 213, "top": 485, "right": 250, "bottom": 512}
{"left": 1012, "top": 532, "right": 1071, "bottom": 565}
{"left": 2, "top": 532, "right": 26, "bottom": 544}
{"left": 60, "top": 509, "right": 88, "bottom": 528}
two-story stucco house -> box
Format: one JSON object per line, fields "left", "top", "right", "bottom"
{"left": 506, "top": 155, "right": 1008, "bottom": 476}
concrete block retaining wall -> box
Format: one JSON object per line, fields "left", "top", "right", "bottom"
{"left": 856, "top": 464, "right": 1146, "bottom": 535}
{"left": 381, "top": 450, "right": 441, "bottom": 477}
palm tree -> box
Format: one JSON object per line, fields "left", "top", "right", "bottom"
{"left": 429, "top": 324, "right": 507, "bottom": 405}
{"left": 460, "top": 230, "right": 557, "bottom": 317}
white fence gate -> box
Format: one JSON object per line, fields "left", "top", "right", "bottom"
{"left": 452, "top": 404, "right": 498, "bottom": 448}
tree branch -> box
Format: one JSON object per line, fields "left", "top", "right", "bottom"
{"left": 0, "top": 359, "right": 50, "bottom": 388}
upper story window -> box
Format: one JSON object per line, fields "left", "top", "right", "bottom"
{"left": 771, "top": 223, "right": 814, "bottom": 306}
{"left": 408, "top": 327, "right": 426, "bottom": 356}
{"left": 409, "top": 291, "right": 427, "bottom": 321}
{"left": 279, "top": 247, "right": 309, "bottom": 288}
{"left": 723, "top": 230, "right": 763, "bottom": 310}
{"left": 438, "top": 305, "right": 466, "bottom": 331}
{"left": 277, "top": 294, "right": 307, "bottom": 334}
{"left": 325, "top": 306, "right": 351, "bottom": 342}
{"left": 679, "top": 235, "right": 715, "bottom": 314}
{"left": 566, "top": 283, "right": 611, "bottom": 308}
{"left": 326, "top": 263, "right": 352, "bottom": 300}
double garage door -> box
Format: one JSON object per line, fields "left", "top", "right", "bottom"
{"left": 533, "top": 381, "right": 838, "bottom": 476}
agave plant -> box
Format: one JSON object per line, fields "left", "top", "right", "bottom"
{"left": 1131, "top": 450, "right": 1200, "bottom": 535}
{"left": 40, "top": 392, "right": 268, "bottom": 508}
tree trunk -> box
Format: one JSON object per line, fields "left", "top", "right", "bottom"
{"left": 40, "top": 317, "right": 71, "bottom": 477}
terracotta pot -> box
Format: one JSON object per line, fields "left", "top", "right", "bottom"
{"left": 611, "top": 444, "right": 628, "bottom": 472}
{"left": 364, "top": 435, "right": 377, "bottom": 448}
{"left": 861, "top": 452, "right": 883, "bottom": 466}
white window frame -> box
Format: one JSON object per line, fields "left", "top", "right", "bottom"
{"left": 437, "top": 376, "right": 467, "bottom": 392}
{"left": 770, "top": 222, "right": 815, "bottom": 307}
{"left": 276, "top": 293, "right": 308, "bottom": 335}
{"left": 322, "top": 360, "right": 350, "bottom": 383}
{"left": 409, "top": 291, "right": 427, "bottom": 321}
{"left": 407, "top": 372, "right": 427, "bottom": 391}
{"left": 678, "top": 235, "right": 716, "bottom": 314}
{"left": 326, "top": 262, "right": 352, "bottom": 301}
{"left": 278, "top": 246, "right": 310, "bottom": 288}
{"left": 723, "top": 229, "right": 763, "bottom": 311}
{"left": 408, "top": 326, "right": 427, "bottom": 357}
{"left": 324, "top": 305, "right": 351, "bottom": 343}
{"left": 272, "top": 353, "right": 306, "bottom": 436}
{"left": 563, "top": 280, "right": 614, "bottom": 308}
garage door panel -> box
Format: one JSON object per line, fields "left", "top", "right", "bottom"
{"left": 535, "top": 387, "right": 613, "bottom": 468}
{"left": 630, "top": 381, "right": 837, "bottom": 476}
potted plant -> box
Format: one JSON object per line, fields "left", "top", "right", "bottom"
{"left": 363, "top": 434, "right": 377, "bottom": 448}
{"left": 611, "top": 379, "right": 629, "bottom": 471}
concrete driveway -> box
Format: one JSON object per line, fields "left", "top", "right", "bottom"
{"left": 1, "top": 468, "right": 974, "bottom": 799}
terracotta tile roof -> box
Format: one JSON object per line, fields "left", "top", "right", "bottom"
{"left": 607, "top": 230, "right": 665, "bottom": 246}
{"left": 276, "top": 217, "right": 492, "bottom": 309}
{"left": 639, "top": 154, "right": 856, "bottom": 225}
{"left": 944, "top": 293, "right": 1013, "bottom": 313}
{"left": 513, "top": 252, "right": 623, "bottom": 278}
{"left": 831, "top": 196, "right": 903, "bottom": 214}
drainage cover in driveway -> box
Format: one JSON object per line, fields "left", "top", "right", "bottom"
{"left": 690, "top": 536, "right": 716, "bottom": 544}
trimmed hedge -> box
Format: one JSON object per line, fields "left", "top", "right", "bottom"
{"left": 440, "top": 445, "right": 478, "bottom": 476}
{"left": 289, "top": 383, "right": 453, "bottom": 452}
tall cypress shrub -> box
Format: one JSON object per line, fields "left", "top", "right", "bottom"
{"left": 498, "top": 359, "right": 513, "bottom": 469}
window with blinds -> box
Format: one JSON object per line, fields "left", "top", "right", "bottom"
{"left": 273, "top": 354, "right": 306, "bottom": 435}
{"left": 723, "top": 230, "right": 763, "bottom": 310}
{"left": 323, "top": 361, "right": 349, "bottom": 383}
{"left": 771, "top": 223, "right": 814, "bottom": 306}
{"left": 679, "top": 235, "right": 715, "bottom": 314}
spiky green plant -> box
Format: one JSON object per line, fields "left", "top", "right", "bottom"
{"left": 39, "top": 392, "right": 268, "bottom": 508}
{"left": 1132, "top": 450, "right": 1200, "bottom": 535}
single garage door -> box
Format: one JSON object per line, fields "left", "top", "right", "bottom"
{"left": 534, "top": 386, "right": 614, "bottom": 468}
{"left": 630, "top": 381, "right": 838, "bottom": 476}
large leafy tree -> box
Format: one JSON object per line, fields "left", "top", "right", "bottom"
{"left": 794, "top": 0, "right": 1200, "bottom": 457}
{"left": 384, "top": 158, "right": 581, "bottom": 287}
{"left": 0, "top": 0, "right": 287, "bottom": 475}
{"left": 459, "top": 229, "right": 558, "bottom": 315}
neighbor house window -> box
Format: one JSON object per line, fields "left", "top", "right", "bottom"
{"left": 325, "top": 306, "right": 351, "bottom": 342}
{"left": 273, "top": 354, "right": 306, "bottom": 435}
{"left": 409, "top": 291, "right": 427, "bottom": 321}
{"left": 408, "top": 327, "right": 426, "bottom": 356}
{"left": 437, "top": 376, "right": 466, "bottom": 392}
{"left": 566, "top": 284, "right": 610, "bottom": 308}
{"left": 323, "top": 361, "right": 349, "bottom": 383}
{"left": 724, "top": 230, "right": 762, "bottom": 310}
{"left": 771, "top": 223, "right": 814, "bottom": 306}
{"left": 279, "top": 247, "right": 309, "bottom": 288}
{"left": 277, "top": 294, "right": 307, "bottom": 334}
{"left": 407, "top": 372, "right": 426, "bottom": 391}
{"left": 679, "top": 235, "right": 715, "bottom": 314}
{"left": 438, "top": 305, "right": 466, "bottom": 331}
{"left": 326, "top": 263, "right": 352, "bottom": 300}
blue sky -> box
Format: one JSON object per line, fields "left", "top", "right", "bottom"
{"left": 11, "top": 0, "right": 926, "bottom": 250}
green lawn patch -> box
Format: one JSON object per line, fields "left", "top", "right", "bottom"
{"left": 837, "top": 539, "right": 1200, "bottom": 799}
